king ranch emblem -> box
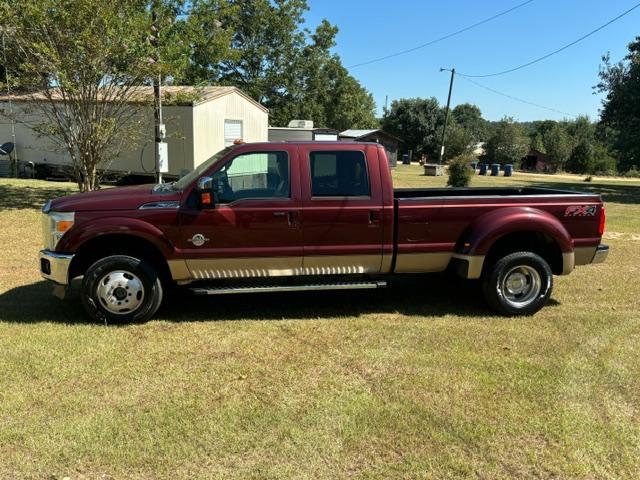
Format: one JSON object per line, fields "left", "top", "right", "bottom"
{"left": 565, "top": 205, "right": 597, "bottom": 217}
{"left": 189, "top": 234, "right": 209, "bottom": 247}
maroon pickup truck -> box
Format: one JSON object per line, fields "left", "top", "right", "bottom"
{"left": 39, "top": 142, "right": 608, "bottom": 322}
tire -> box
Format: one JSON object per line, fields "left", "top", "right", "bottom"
{"left": 81, "top": 255, "right": 163, "bottom": 324}
{"left": 481, "top": 251, "right": 553, "bottom": 316}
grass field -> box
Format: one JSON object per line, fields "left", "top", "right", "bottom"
{"left": 0, "top": 167, "right": 639, "bottom": 479}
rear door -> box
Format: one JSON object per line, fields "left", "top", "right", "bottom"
{"left": 299, "top": 144, "right": 384, "bottom": 274}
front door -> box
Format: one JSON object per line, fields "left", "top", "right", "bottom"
{"left": 298, "top": 145, "right": 385, "bottom": 274}
{"left": 178, "top": 146, "right": 303, "bottom": 279}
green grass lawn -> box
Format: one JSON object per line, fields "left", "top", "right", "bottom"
{"left": 0, "top": 170, "right": 639, "bottom": 479}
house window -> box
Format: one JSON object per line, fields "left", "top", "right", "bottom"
{"left": 224, "top": 119, "right": 243, "bottom": 146}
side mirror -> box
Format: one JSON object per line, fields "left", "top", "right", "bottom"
{"left": 197, "top": 176, "right": 215, "bottom": 208}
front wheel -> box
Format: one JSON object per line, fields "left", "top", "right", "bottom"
{"left": 81, "top": 255, "right": 163, "bottom": 323}
{"left": 481, "top": 251, "right": 552, "bottom": 316}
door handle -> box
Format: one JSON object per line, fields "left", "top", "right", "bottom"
{"left": 369, "top": 210, "right": 381, "bottom": 225}
{"left": 274, "top": 211, "right": 299, "bottom": 228}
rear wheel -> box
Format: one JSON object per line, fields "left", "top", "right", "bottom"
{"left": 481, "top": 251, "right": 552, "bottom": 316}
{"left": 81, "top": 255, "right": 163, "bottom": 323}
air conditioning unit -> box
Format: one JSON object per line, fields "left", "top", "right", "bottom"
{"left": 288, "top": 119, "right": 314, "bottom": 129}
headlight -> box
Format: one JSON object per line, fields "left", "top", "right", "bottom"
{"left": 42, "top": 211, "right": 75, "bottom": 250}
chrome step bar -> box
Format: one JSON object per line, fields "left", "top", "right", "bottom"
{"left": 190, "top": 280, "right": 387, "bottom": 296}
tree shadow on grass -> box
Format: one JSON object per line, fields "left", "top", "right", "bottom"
{"left": 0, "top": 183, "right": 75, "bottom": 211}
{"left": 0, "top": 274, "right": 549, "bottom": 325}
{"left": 529, "top": 180, "right": 640, "bottom": 205}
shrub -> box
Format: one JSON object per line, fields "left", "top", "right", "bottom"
{"left": 584, "top": 175, "right": 593, "bottom": 182}
{"left": 623, "top": 167, "right": 640, "bottom": 178}
{"left": 447, "top": 155, "right": 473, "bottom": 187}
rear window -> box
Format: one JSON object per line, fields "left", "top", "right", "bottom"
{"left": 309, "top": 151, "right": 370, "bottom": 197}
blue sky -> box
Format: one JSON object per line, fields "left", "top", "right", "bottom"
{"left": 304, "top": 0, "right": 640, "bottom": 121}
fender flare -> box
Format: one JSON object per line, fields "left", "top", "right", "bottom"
{"left": 57, "top": 217, "right": 176, "bottom": 258}
{"left": 452, "top": 207, "right": 574, "bottom": 278}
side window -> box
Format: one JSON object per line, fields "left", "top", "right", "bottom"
{"left": 212, "top": 151, "right": 289, "bottom": 203}
{"left": 309, "top": 151, "right": 370, "bottom": 197}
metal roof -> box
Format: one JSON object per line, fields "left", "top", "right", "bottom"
{"left": 0, "top": 86, "right": 268, "bottom": 111}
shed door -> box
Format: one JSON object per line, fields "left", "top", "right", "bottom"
{"left": 224, "top": 120, "right": 243, "bottom": 146}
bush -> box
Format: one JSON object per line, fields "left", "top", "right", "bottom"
{"left": 447, "top": 155, "right": 473, "bottom": 187}
{"left": 584, "top": 175, "right": 593, "bottom": 182}
{"left": 623, "top": 167, "right": 640, "bottom": 178}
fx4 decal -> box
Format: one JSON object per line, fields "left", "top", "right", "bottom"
{"left": 565, "top": 205, "right": 597, "bottom": 217}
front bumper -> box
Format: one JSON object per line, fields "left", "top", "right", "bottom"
{"left": 39, "top": 250, "right": 74, "bottom": 285}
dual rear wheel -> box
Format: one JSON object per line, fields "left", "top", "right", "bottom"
{"left": 481, "top": 251, "right": 553, "bottom": 316}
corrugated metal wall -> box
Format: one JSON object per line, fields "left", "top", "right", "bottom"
{"left": 0, "top": 102, "right": 194, "bottom": 176}
{"left": 193, "top": 92, "right": 268, "bottom": 168}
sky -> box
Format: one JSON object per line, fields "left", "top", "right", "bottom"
{"left": 303, "top": 0, "right": 640, "bottom": 122}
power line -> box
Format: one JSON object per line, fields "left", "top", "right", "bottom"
{"left": 346, "top": 0, "right": 536, "bottom": 69}
{"left": 459, "top": 75, "right": 577, "bottom": 118}
{"left": 458, "top": 2, "right": 640, "bottom": 78}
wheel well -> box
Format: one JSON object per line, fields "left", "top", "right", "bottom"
{"left": 483, "top": 231, "right": 564, "bottom": 275}
{"left": 69, "top": 234, "right": 173, "bottom": 283}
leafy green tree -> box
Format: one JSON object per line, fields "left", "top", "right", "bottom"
{"left": 1, "top": 0, "right": 166, "bottom": 191}
{"left": 381, "top": 97, "right": 441, "bottom": 158}
{"left": 531, "top": 133, "right": 545, "bottom": 153}
{"left": 452, "top": 103, "right": 487, "bottom": 143}
{"left": 543, "top": 124, "right": 572, "bottom": 171}
{"left": 596, "top": 37, "right": 640, "bottom": 171}
{"left": 484, "top": 117, "right": 529, "bottom": 165}
{"left": 183, "top": 0, "right": 375, "bottom": 128}
{"left": 444, "top": 121, "right": 473, "bottom": 160}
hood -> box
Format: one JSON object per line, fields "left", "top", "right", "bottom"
{"left": 49, "top": 184, "right": 182, "bottom": 212}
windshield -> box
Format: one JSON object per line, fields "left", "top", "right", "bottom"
{"left": 171, "top": 146, "right": 235, "bottom": 191}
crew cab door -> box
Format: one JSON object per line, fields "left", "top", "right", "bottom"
{"left": 299, "top": 145, "right": 384, "bottom": 274}
{"left": 178, "top": 145, "right": 303, "bottom": 279}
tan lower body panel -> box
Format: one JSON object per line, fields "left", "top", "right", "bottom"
{"left": 451, "top": 253, "right": 485, "bottom": 279}
{"left": 394, "top": 252, "right": 453, "bottom": 273}
{"left": 574, "top": 246, "right": 597, "bottom": 266}
{"left": 179, "top": 255, "right": 383, "bottom": 280}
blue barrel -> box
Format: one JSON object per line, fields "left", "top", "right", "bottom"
{"left": 479, "top": 163, "right": 488, "bottom": 175}
{"left": 491, "top": 164, "right": 500, "bottom": 176}
{"left": 504, "top": 164, "right": 513, "bottom": 177}
{"left": 402, "top": 154, "right": 410, "bottom": 165}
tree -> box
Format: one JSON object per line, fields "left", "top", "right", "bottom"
{"left": 484, "top": 117, "right": 529, "bottom": 165}
{"left": 381, "top": 97, "right": 441, "bottom": 158}
{"left": 443, "top": 121, "right": 473, "bottom": 159}
{"left": 183, "top": 0, "right": 376, "bottom": 128}
{"left": 543, "top": 124, "right": 572, "bottom": 171}
{"left": 452, "top": 103, "right": 487, "bottom": 143}
{"left": 596, "top": 37, "right": 640, "bottom": 171}
{"left": 1, "top": 0, "right": 169, "bottom": 191}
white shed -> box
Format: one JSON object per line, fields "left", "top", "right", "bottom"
{"left": 0, "top": 86, "right": 268, "bottom": 178}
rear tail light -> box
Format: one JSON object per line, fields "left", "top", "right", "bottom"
{"left": 598, "top": 207, "right": 606, "bottom": 236}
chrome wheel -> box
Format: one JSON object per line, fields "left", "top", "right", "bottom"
{"left": 96, "top": 270, "right": 145, "bottom": 315}
{"left": 501, "top": 265, "right": 541, "bottom": 308}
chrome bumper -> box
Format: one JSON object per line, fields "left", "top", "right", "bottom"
{"left": 591, "top": 244, "right": 609, "bottom": 264}
{"left": 39, "top": 250, "right": 74, "bottom": 285}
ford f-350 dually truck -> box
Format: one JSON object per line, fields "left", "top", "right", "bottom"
{"left": 39, "top": 142, "right": 608, "bottom": 322}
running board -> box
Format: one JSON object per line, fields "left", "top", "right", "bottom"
{"left": 189, "top": 280, "right": 387, "bottom": 296}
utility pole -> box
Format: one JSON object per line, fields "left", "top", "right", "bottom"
{"left": 1, "top": 28, "right": 18, "bottom": 176}
{"left": 150, "top": 4, "right": 167, "bottom": 183}
{"left": 438, "top": 67, "right": 455, "bottom": 165}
